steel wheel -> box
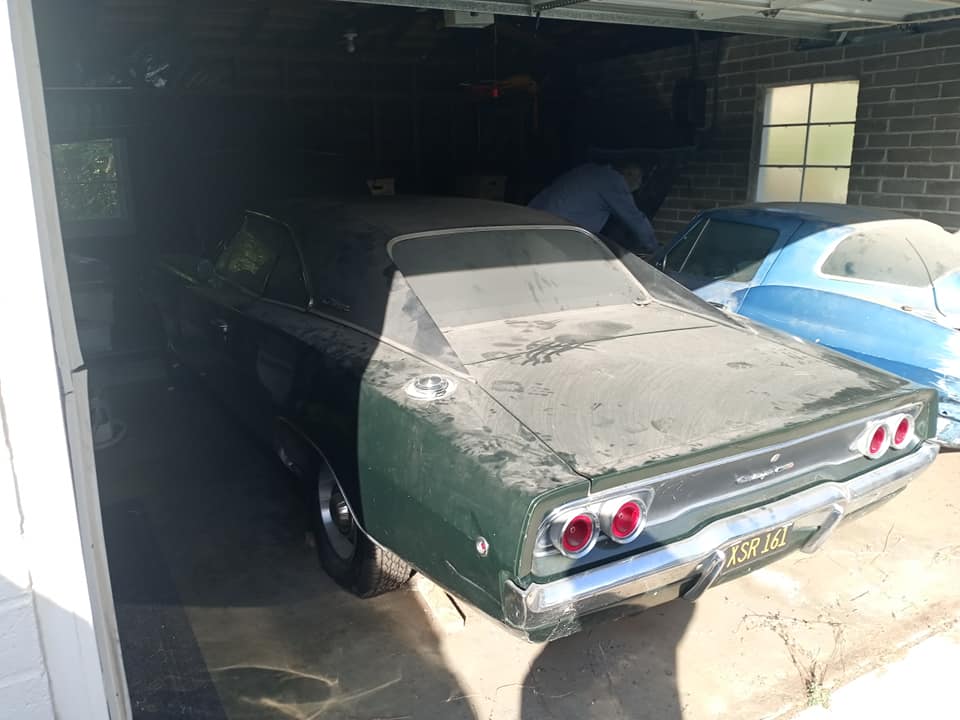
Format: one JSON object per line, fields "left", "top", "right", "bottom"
{"left": 316, "top": 457, "right": 358, "bottom": 562}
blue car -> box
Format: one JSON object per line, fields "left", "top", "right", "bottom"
{"left": 655, "top": 202, "right": 960, "bottom": 447}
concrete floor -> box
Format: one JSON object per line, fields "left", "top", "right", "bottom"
{"left": 93, "top": 376, "right": 960, "bottom": 720}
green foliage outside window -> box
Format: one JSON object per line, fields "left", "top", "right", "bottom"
{"left": 52, "top": 139, "right": 125, "bottom": 222}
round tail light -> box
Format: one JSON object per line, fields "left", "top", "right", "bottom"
{"left": 865, "top": 423, "right": 889, "bottom": 459}
{"left": 550, "top": 513, "right": 598, "bottom": 558}
{"left": 600, "top": 498, "right": 647, "bottom": 544}
{"left": 891, "top": 416, "right": 913, "bottom": 449}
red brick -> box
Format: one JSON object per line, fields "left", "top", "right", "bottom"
{"left": 887, "top": 148, "right": 932, "bottom": 162}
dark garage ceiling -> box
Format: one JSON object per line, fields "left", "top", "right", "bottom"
{"left": 33, "top": 0, "right": 700, "bottom": 91}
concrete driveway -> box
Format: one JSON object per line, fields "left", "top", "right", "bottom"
{"left": 94, "top": 377, "right": 960, "bottom": 720}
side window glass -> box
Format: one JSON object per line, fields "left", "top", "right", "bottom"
{"left": 264, "top": 238, "right": 309, "bottom": 307}
{"left": 214, "top": 214, "right": 285, "bottom": 294}
{"left": 679, "top": 219, "right": 779, "bottom": 282}
{"left": 664, "top": 218, "right": 706, "bottom": 273}
{"left": 821, "top": 233, "right": 928, "bottom": 287}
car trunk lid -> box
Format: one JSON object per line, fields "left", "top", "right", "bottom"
{"left": 442, "top": 303, "right": 916, "bottom": 483}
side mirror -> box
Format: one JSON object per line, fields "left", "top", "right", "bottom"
{"left": 195, "top": 259, "right": 214, "bottom": 282}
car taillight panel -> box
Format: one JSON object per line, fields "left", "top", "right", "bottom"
{"left": 549, "top": 512, "right": 599, "bottom": 559}
{"left": 856, "top": 410, "right": 918, "bottom": 459}
{"left": 545, "top": 493, "right": 652, "bottom": 559}
{"left": 890, "top": 414, "right": 914, "bottom": 450}
{"left": 599, "top": 497, "right": 647, "bottom": 544}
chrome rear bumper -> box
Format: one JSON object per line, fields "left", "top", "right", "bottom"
{"left": 503, "top": 441, "right": 939, "bottom": 636}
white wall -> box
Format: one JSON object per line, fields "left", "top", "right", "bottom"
{"left": 0, "top": 421, "right": 55, "bottom": 720}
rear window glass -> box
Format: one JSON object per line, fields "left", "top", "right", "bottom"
{"left": 390, "top": 228, "right": 647, "bottom": 328}
{"left": 821, "top": 231, "right": 929, "bottom": 287}
{"left": 215, "top": 214, "right": 286, "bottom": 294}
{"left": 263, "top": 235, "right": 309, "bottom": 307}
{"left": 665, "top": 219, "right": 779, "bottom": 282}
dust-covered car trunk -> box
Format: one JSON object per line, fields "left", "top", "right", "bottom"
{"left": 446, "top": 302, "right": 913, "bottom": 478}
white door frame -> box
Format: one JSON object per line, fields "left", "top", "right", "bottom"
{"left": 1, "top": 1, "right": 129, "bottom": 717}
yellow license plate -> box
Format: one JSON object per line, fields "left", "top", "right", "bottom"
{"left": 723, "top": 524, "right": 792, "bottom": 573}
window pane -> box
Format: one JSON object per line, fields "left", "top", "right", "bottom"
{"left": 55, "top": 182, "right": 122, "bottom": 221}
{"left": 821, "top": 231, "right": 929, "bottom": 286}
{"left": 805, "top": 124, "right": 855, "bottom": 166}
{"left": 678, "top": 220, "right": 780, "bottom": 282}
{"left": 810, "top": 81, "right": 860, "bottom": 123}
{"left": 264, "top": 240, "right": 309, "bottom": 307}
{"left": 756, "top": 166, "right": 802, "bottom": 202}
{"left": 801, "top": 167, "right": 851, "bottom": 203}
{"left": 216, "top": 215, "right": 285, "bottom": 295}
{"left": 764, "top": 84, "right": 811, "bottom": 125}
{"left": 664, "top": 217, "right": 707, "bottom": 273}
{"left": 52, "top": 140, "right": 117, "bottom": 184}
{"left": 759, "top": 125, "right": 807, "bottom": 165}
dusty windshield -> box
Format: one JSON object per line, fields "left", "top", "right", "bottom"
{"left": 390, "top": 227, "right": 649, "bottom": 329}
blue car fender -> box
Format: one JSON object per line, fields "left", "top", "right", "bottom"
{"left": 736, "top": 285, "right": 960, "bottom": 435}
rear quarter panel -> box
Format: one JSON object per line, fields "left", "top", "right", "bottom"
{"left": 354, "top": 345, "right": 588, "bottom": 618}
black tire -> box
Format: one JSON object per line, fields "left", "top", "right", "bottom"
{"left": 312, "top": 454, "right": 411, "bottom": 598}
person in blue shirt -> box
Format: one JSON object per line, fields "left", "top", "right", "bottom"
{"left": 528, "top": 161, "right": 659, "bottom": 255}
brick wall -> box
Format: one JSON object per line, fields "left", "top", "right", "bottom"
{"left": 581, "top": 27, "right": 960, "bottom": 244}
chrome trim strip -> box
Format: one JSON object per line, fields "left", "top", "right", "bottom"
{"left": 504, "top": 441, "right": 938, "bottom": 632}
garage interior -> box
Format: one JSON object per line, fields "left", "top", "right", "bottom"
{"left": 28, "top": 0, "right": 960, "bottom": 718}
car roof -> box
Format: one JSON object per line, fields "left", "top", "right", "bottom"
{"left": 715, "top": 202, "right": 909, "bottom": 226}
{"left": 281, "top": 195, "right": 564, "bottom": 239}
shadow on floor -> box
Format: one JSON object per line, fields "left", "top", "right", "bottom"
{"left": 94, "top": 375, "right": 687, "bottom": 719}
{"left": 522, "top": 601, "right": 693, "bottom": 720}
{"left": 96, "top": 378, "right": 476, "bottom": 719}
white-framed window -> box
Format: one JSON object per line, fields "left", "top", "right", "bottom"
{"left": 753, "top": 80, "right": 859, "bottom": 204}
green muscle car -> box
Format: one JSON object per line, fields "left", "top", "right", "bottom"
{"left": 154, "top": 196, "right": 939, "bottom": 641}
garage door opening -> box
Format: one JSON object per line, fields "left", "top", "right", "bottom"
{"left": 29, "top": 1, "right": 717, "bottom": 716}
{"left": 28, "top": 0, "right": 960, "bottom": 717}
